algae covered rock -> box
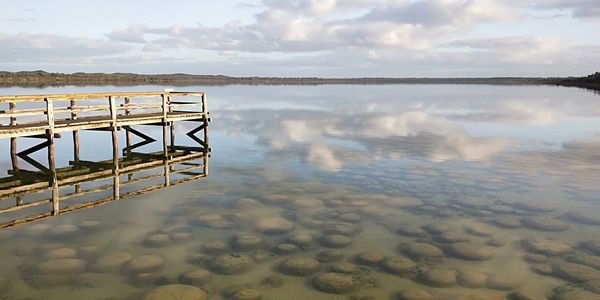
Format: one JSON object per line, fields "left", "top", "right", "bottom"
{"left": 445, "top": 242, "right": 493, "bottom": 261}
{"left": 255, "top": 217, "right": 294, "bottom": 234}
{"left": 144, "top": 284, "right": 207, "bottom": 300}
{"left": 125, "top": 254, "right": 165, "bottom": 274}
{"left": 211, "top": 254, "right": 253, "bottom": 275}
{"left": 521, "top": 238, "right": 572, "bottom": 256}
{"left": 380, "top": 257, "right": 417, "bottom": 275}
{"left": 418, "top": 268, "right": 457, "bottom": 287}
{"left": 279, "top": 257, "right": 321, "bottom": 276}
{"left": 401, "top": 242, "right": 444, "bottom": 262}
{"left": 37, "top": 258, "right": 87, "bottom": 275}
{"left": 313, "top": 272, "right": 357, "bottom": 294}
{"left": 321, "top": 234, "right": 352, "bottom": 248}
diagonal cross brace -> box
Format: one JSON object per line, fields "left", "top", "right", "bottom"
{"left": 16, "top": 140, "right": 51, "bottom": 173}
{"left": 122, "top": 126, "right": 156, "bottom": 155}
{"left": 186, "top": 122, "right": 208, "bottom": 149}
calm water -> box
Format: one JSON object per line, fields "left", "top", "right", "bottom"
{"left": 1, "top": 84, "right": 600, "bottom": 300}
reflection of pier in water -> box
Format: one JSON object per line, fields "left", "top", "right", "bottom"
{"left": 0, "top": 91, "right": 210, "bottom": 228}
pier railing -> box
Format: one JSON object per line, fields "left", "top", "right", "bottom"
{"left": 0, "top": 91, "right": 207, "bottom": 138}
{"left": 0, "top": 149, "right": 209, "bottom": 228}
{"left": 0, "top": 91, "right": 210, "bottom": 227}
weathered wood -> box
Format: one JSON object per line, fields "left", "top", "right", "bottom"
{"left": 71, "top": 99, "right": 80, "bottom": 164}
{"left": 45, "top": 98, "right": 60, "bottom": 215}
{"left": 9, "top": 102, "right": 19, "bottom": 175}
{"left": 0, "top": 91, "right": 204, "bottom": 102}
{"left": 1, "top": 90, "right": 210, "bottom": 228}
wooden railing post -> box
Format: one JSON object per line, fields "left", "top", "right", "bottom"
{"left": 108, "top": 95, "right": 120, "bottom": 200}
{"left": 70, "top": 99, "right": 80, "bottom": 164}
{"left": 45, "top": 98, "right": 59, "bottom": 215}
{"left": 161, "top": 93, "right": 170, "bottom": 186}
{"left": 9, "top": 102, "right": 19, "bottom": 175}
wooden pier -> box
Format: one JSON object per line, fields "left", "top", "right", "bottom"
{"left": 0, "top": 91, "right": 210, "bottom": 228}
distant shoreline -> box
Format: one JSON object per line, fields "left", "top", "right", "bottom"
{"left": 0, "top": 70, "right": 599, "bottom": 92}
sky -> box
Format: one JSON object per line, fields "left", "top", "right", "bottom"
{"left": 1, "top": 0, "right": 599, "bottom": 77}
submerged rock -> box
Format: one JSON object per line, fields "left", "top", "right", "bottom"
{"left": 313, "top": 272, "right": 357, "bottom": 294}
{"left": 48, "top": 224, "right": 80, "bottom": 237}
{"left": 279, "top": 257, "right": 321, "bottom": 276}
{"left": 331, "top": 262, "right": 361, "bottom": 274}
{"left": 464, "top": 223, "right": 494, "bottom": 237}
{"left": 486, "top": 274, "right": 521, "bottom": 290}
{"left": 77, "top": 244, "right": 102, "bottom": 259}
{"left": 491, "top": 218, "right": 523, "bottom": 229}
{"left": 395, "top": 224, "right": 428, "bottom": 237}
{"left": 564, "top": 212, "right": 600, "bottom": 226}
{"left": 422, "top": 224, "right": 451, "bottom": 235}
{"left": 316, "top": 250, "right": 344, "bottom": 263}
{"left": 43, "top": 247, "right": 77, "bottom": 260}
{"left": 401, "top": 242, "right": 444, "bottom": 262}
{"left": 144, "top": 234, "right": 171, "bottom": 247}
{"left": 551, "top": 286, "right": 600, "bottom": 300}
{"left": 566, "top": 254, "right": 600, "bottom": 270}
{"left": 380, "top": 257, "right": 417, "bottom": 276}
{"left": 582, "top": 240, "right": 600, "bottom": 256}
{"left": 324, "top": 222, "right": 361, "bottom": 236}
{"left": 273, "top": 243, "right": 298, "bottom": 255}
{"left": 125, "top": 255, "right": 165, "bottom": 274}
{"left": 445, "top": 243, "right": 493, "bottom": 261}
{"left": 37, "top": 258, "right": 87, "bottom": 275}
{"left": 262, "top": 275, "right": 284, "bottom": 287}
{"left": 181, "top": 269, "right": 211, "bottom": 285}
{"left": 233, "top": 235, "right": 264, "bottom": 251}
{"left": 255, "top": 217, "right": 294, "bottom": 234}
{"left": 210, "top": 254, "right": 253, "bottom": 275}
{"left": 512, "top": 202, "right": 554, "bottom": 213}
{"left": 419, "top": 268, "right": 457, "bottom": 287}
{"left": 288, "top": 232, "right": 315, "bottom": 247}
{"left": 456, "top": 269, "right": 487, "bottom": 288}
{"left": 143, "top": 284, "right": 207, "bottom": 300}
{"left": 356, "top": 252, "right": 386, "bottom": 266}
{"left": 396, "top": 288, "right": 437, "bottom": 300}
{"left": 552, "top": 262, "right": 600, "bottom": 283}
{"left": 229, "top": 287, "right": 261, "bottom": 300}
{"left": 321, "top": 234, "right": 352, "bottom": 248}
{"left": 201, "top": 241, "right": 230, "bottom": 254}
{"left": 434, "top": 231, "right": 469, "bottom": 244}
{"left": 521, "top": 218, "right": 570, "bottom": 232}
{"left": 583, "top": 279, "right": 600, "bottom": 294}
{"left": 521, "top": 238, "right": 572, "bottom": 256}
{"left": 92, "top": 251, "right": 133, "bottom": 272}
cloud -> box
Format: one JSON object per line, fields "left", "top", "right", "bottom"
{"left": 520, "top": 0, "right": 600, "bottom": 20}
{"left": 0, "top": 33, "right": 127, "bottom": 63}
{"left": 217, "top": 108, "right": 511, "bottom": 171}
{"left": 107, "top": 0, "right": 517, "bottom": 54}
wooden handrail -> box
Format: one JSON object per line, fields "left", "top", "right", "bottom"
{"left": 0, "top": 91, "right": 204, "bottom": 102}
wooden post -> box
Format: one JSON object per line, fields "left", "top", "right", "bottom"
{"left": 161, "top": 94, "right": 170, "bottom": 186}
{"left": 124, "top": 97, "right": 131, "bottom": 155}
{"left": 168, "top": 95, "right": 175, "bottom": 151}
{"left": 70, "top": 99, "right": 80, "bottom": 164}
{"left": 202, "top": 94, "right": 209, "bottom": 151}
{"left": 124, "top": 97, "right": 133, "bottom": 180}
{"left": 9, "top": 102, "right": 19, "bottom": 175}
{"left": 46, "top": 98, "right": 59, "bottom": 215}
{"left": 109, "top": 95, "right": 120, "bottom": 200}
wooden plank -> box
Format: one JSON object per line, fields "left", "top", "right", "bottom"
{"left": 0, "top": 91, "right": 204, "bottom": 102}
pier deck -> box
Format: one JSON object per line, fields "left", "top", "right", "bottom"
{"left": 0, "top": 91, "right": 210, "bottom": 228}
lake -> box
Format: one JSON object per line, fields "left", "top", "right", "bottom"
{"left": 1, "top": 84, "right": 600, "bottom": 299}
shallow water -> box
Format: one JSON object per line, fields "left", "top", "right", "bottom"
{"left": 1, "top": 84, "right": 600, "bottom": 299}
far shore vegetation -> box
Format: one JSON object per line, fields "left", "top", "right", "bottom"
{"left": 0, "top": 70, "right": 599, "bottom": 92}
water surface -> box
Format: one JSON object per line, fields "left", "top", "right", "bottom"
{"left": 1, "top": 84, "right": 600, "bottom": 299}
